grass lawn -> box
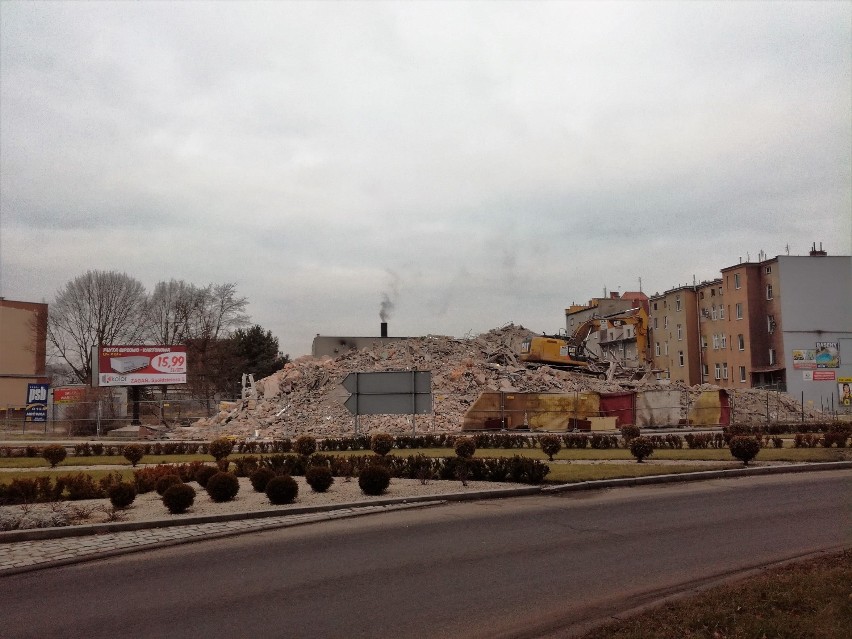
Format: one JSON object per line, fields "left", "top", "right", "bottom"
{"left": 578, "top": 549, "right": 852, "bottom": 639}
{"left": 0, "top": 468, "right": 135, "bottom": 485}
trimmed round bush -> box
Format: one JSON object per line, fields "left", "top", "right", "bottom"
{"left": 370, "top": 433, "right": 394, "bottom": 457}
{"left": 122, "top": 444, "right": 144, "bottom": 467}
{"left": 108, "top": 482, "right": 137, "bottom": 509}
{"left": 163, "top": 483, "right": 196, "bottom": 514}
{"left": 294, "top": 435, "right": 317, "bottom": 457}
{"left": 358, "top": 464, "right": 391, "bottom": 496}
{"left": 155, "top": 474, "right": 184, "bottom": 496}
{"left": 305, "top": 465, "right": 334, "bottom": 493}
{"left": 729, "top": 436, "right": 761, "bottom": 466}
{"left": 454, "top": 436, "right": 477, "bottom": 460}
{"left": 250, "top": 467, "right": 275, "bottom": 493}
{"left": 194, "top": 465, "right": 219, "bottom": 487}
{"left": 539, "top": 435, "right": 562, "bottom": 461}
{"left": 621, "top": 425, "right": 641, "bottom": 442}
{"left": 42, "top": 444, "right": 67, "bottom": 468}
{"left": 208, "top": 437, "right": 234, "bottom": 462}
{"left": 205, "top": 471, "right": 240, "bottom": 502}
{"left": 266, "top": 475, "right": 299, "bottom": 505}
{"left": 629, "top": 436, "right": 654, "bottom": 463}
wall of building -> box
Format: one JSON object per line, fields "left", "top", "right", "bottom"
{"left": 0, "top": 299, "right": 48, "bottom": 408}
{"left": 649, "top": 287, "right": 701, "bottom": 384}
{"left": 776, "top": 256, "right": 852, "bottom": 410}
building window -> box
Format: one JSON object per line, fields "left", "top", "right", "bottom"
{"left": 711, "top": 305, "right": 717, "bottom": 320}
{"left": 653, "top": 302, "right": 658, "bottom": 311}
{"left": 719, "top": 305, "right": 725, "bottom": 319}
{"left": 734, "top": 273, "right": 741, "bottom": 289}
{"left": 765, "top": 265, "right": 772, "bottom": 274}
{"left": 700, "top": 291, "right": 705, "bottom": 300}
{"left": 653, "top": 317, "right": 658, "bottom": 329}
{"left": 739, "top": 366, "right": 746, "bottom": 382}
{"left": 766, "top": 284, "right": 773, "bottom": 300}
{"left": 722, "top": 363, "right": 728, "bottom": 379}
{"left": 718, "top": 286, "right": 722, "bottom": 296}
{"left": 735, "top": 303, "right": 743, "bottom": 319}
{"left": 767, "top": 315, "right": 776, "bottom": 333}
{"left": 655, "top": 342, "right": 661, "bottom": 356}
{"left": 677, "top": 324, "right": 682, "bottom": 340}
{"left": 711, "top": 288, "right": 716, "bottom": 297}
{"left": 713, "top": 334, "right": 720, "bottom": 350}
{"left": 769, "top": 348, "right": 776, "bottom": 365}
{"left": 715, "top": 363, "right": 721, "bottom": 380}
{"left": 702, "top": 364, "right": 709, "bottom": 379}
{"left": 664, "top": 316, "right": 668, "bottom": 328}
{"left": 678, "top": 351, "right": 684, "bottom": 367}
{"left": 701, "top": 335, "right": 708, "bottom": 349}
{"left": 738, "top": 334, "right": 745, "bottom": 350}
{"left": 675, "top": 295, "right": 681, "bottom": 311}
{"left": 720, "top": 334, "right": 727, "bottom": 349}
{"left": 664, "top": 342, "right": 669, "bottom": 355}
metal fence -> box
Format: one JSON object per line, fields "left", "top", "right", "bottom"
{"left": 0, "top": 399, "right": 221, "bottom": 437}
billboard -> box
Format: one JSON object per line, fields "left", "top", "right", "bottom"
{"left": 95, "top": 345, "right": 187, "bottom": 386}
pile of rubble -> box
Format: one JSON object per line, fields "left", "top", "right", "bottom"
{"left": 180, "top": 324, "right": 822, "bottom": 440}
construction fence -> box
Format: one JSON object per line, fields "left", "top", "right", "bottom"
{"left": 461, "top": 388, "right": 835, "bottom": 432}
{"left": 0, "top": 398, "right": 221, "bottom": 437}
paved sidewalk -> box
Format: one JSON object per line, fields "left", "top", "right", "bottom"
{"left": 0, "top": 501, "right": 445, "bottom": 576}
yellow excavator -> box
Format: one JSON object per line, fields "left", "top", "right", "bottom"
{"left": 520, "top": 308, "right": 651, "bottom": 380}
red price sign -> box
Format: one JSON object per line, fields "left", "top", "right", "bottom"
{"left": 151, "top": 352, "right": 187, "bottom": 374}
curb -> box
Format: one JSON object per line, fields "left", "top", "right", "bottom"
{"left": 541, "top": 460, "right": 852, "bottom": 493}
{"left": 0, "top": 500, "right": 448, "bottom": 577}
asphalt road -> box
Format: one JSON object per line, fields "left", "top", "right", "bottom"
{"left": 2, "top": 471, "right": 850, "bottom": 639}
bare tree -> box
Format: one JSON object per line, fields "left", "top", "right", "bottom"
{"left": 144, "top": 279, "right": 199, "bottom": 345}
{"left": 182, "top": 283, "right": 250, "bottom": 405}
{"left": 47, "top": 271, "right": 147, "bottom": 383}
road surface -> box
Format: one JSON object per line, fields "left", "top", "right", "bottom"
{"left": 2, "top": 470, "right": 850, "bottom": 638}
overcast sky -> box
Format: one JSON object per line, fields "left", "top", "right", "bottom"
{"left": 1, "top": 1, "right": 850, "bottom": 358}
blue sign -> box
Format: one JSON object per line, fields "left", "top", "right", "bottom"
{"left": 26, "top": 383, "right": 49, "bottom": 422}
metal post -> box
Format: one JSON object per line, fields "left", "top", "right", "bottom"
{"left": 765, "top": 391, "right": 770, "bottom": 425}
{"left": 411, "top": 371, "right": 416, "bottom": 437}
{"left": 96, "top": 398, "right": 102, "bottom": 439}
{"left": 801, "top": 391, "right": 805, "bottom": 423}
{"left": 685, "top": 391, "right": 690, "bottom": 428}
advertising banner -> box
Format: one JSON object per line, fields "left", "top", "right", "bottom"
{"left": 815, "top": 342, "right": 840, "bottom": 368}
{"left": 97, "top": 345, "right": 187, "bottom": 387}
{"left": 25, "top": 383, "right": 49, "bottom": 422}
{"left": 53, "top": 387, "right": 87, "bottom": 404}
{"left": 840, "top": 381, "right": 852, "bottom": 407}
{"left": 791, "top": 349, "right": 816, "bottom": 370}
{"left": 812, "top": 370, "right": 836, "bottom": 381}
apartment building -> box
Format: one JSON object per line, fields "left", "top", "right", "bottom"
{"left": 649, "top": 285, "right": 701, "bottom": 384}
{"left": 651, "top": 246, "right": 850, "bottom": 409}
{"left": 565, "top": 291, "right": 649, "bottom": 363}
{"left": 0, "top": 298, "right": 48, "bottom": 409}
